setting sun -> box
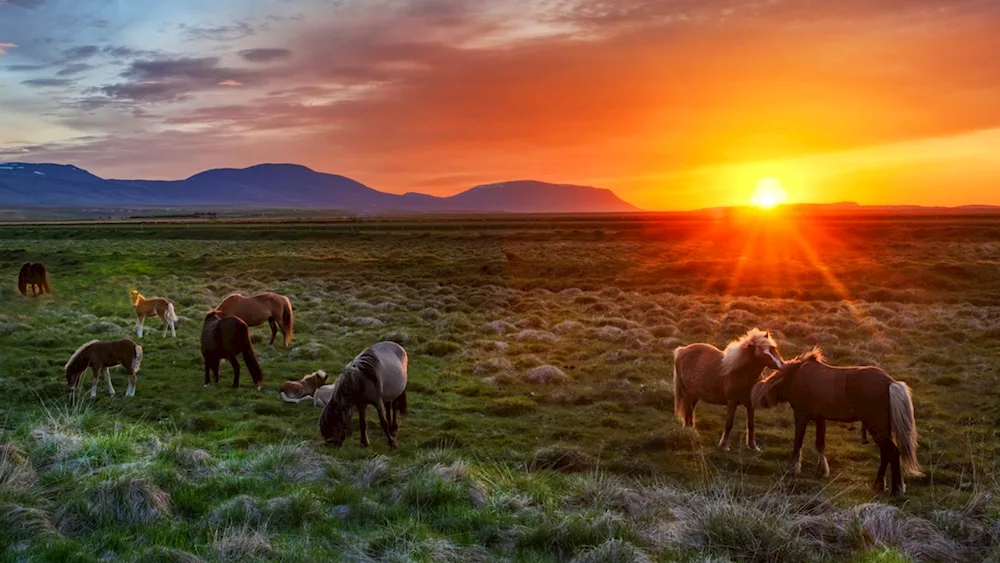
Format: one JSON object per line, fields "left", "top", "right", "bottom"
{"left": 750, "top": 178, "right": 789, "bottom": 209}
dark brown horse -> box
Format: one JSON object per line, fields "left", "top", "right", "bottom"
{"left": 201, "top": 310, "right": 264, "bottom": 390}
{"left": 319, "top": 341, "right": 408, "bottom": 449}
{"left": 65, "top": 338, "right": 143, "bottom": 398}
{"left": 18, "top": 263, "right": 51, "bottom": 296}
{"left": 673, "top": 328, "right": 784, "bottom": 451}
{"left": 751, "top": 348, "right": 921, "bottom": 496}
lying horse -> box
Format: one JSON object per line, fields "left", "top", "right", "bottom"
{"left": 319, "top": 341, "right": 408, "bottom": 448}
{"left": 201, "top": 310, "right": 264, "bottom": 390}
{"left": 130, "top": 290, "right": 179, "bottom": 338}
{"left": 216, "top": 292, "right": 294, "bottom": 347}
{"left": 673, "top": 328, "right": 784, "bottom": 451}
{"left": 751, "top": 348, "right": 921, "bottom": 496}
{"left": 279, "top": 370, "right": 329, "bottom": 403}
{"left": 18, "top": 263, "right": 51, "bottom": 296}
{"left": 65, "top": 338, "right": 143, "bottom": 398}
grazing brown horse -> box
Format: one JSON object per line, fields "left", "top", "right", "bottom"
{"left": 18, "top": 263, "right": 51, "bottom": 296}
{"left": 65, "top": 339, "right": 143, "bottom": 398}
{"left": 201, "top": 310, "right": 264, "bottom": 390}
{"left": 673, "top": 328, "right": 784, "bottom": 451}
{"left": 319, "top": 341, "right": 408, "bottom": 449}
{"left": 130, "top": 290, "right": 179, "bottom": 338}
{"left": 216, "top": 292, "right": 294, "bottom": 347}
{"left": 751, "top": 348, "right": 921, "bottom": 496}
{"left": 279, "top": 370, "right": 329, "bottom": 403}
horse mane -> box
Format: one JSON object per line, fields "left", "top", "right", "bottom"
{"left": 720, "top": 328, "right": 776, "bottom": 375}
{"left": 333, "top": 350, "right": 381, "bottom": 406}
{"left": 65, "top": 340, "right": 99, "bottom": 370}
{"left": 750, "top": 346, "right": 824, "bottom": 408}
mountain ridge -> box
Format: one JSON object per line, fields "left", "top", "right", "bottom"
{"left": 0, "top": 162, "right": 640, "bottom": 214}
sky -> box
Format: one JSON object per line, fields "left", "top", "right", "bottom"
{"left": 1, "top": 0, "right": 999, "bottom": 211}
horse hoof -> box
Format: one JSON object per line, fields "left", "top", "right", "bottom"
{"left": 389, "top": 442, "right": 399, "bottom": 449}
{"left": 747, "top": 445, "right": 761, "bottom": 452}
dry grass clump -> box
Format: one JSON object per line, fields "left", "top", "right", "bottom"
{"left": 526, "top": 365, "right": 569, "bottom": 385}
{"left": 354, "top": 455, "right": 391, "bottom": 489}
{"left": 0, "top": 444, "right": 37, "bottom": 492}
{"left": 847, "top": 503, "right": 964, "bottom": 562}
{"left": 351, "top": 316, "right": 386, "bottom": 328}
{"left": 595, "top": 317, "right": 641, "bottom": 330}
{"left": 207, "top": 495, "right": 261, "bottom": 528}
{"left": 212, "top": 525, "right": 271, "bottom": 560}
{"left": 514, "top": 329, "right": 560, "bottom": 344}
{"left": 569, "top": 539, "right": 653, "bottom": 563}
{"left": 247, "top": 442, "right": 330, "bottom": 483}
{"left": 531, "top": 445, "right": 597, "bottom": 473}
{"left": 1, "top": 504, "right": 55, "bottom": 546}
{"left": 59, "top": 475, "right": 172, "bottom": 529}
{"left": 595, "top": 326, "right": 626, "bottom": 342}
{"left": 473, "top": 357, "right": 514, "bottom": 377}
{"left": 517, "top": 315, "right": 549, "bottom": 329}
{"left": 287, "top": 342, "right": 331, "bottom": 360}
{"left": 553, "top": 320, "right": 584, "bottom": 334}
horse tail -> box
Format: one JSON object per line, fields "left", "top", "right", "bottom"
{"left": 132, "top": 344, "right": 143, "bottom": 374}
{"left": 396, "top": 390, "right": 408, "bottom": 417}
{"left": 280, "top": 296, "right": 294, "bottom": 347}
{"left": 889, "top": 381, "right": 922, "bottom": 477}
{"left": 17, "top": 263, "right": 29, "bottom": 295}
{"left": 240, "top": 328, "right": 264, "bottom": 389}
{"left": 40, "top": 265, "right": 51, "bottom": 294}
{"left": 166, "top": 302, "right": 179, "bottom": 322}
{"left": 672, "top": 348, "right": 691, "bottom": 425}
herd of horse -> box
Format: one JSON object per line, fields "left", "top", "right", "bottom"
{"left": 21, "top": 262, "right": 920, "bottom": 495}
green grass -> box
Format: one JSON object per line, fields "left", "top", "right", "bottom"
{"left": 1, "top": 216, "right": 1000, "bottom": 561}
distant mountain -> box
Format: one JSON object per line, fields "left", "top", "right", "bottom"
{"left": 0, "top": 162, "right": 640, "bottom": 214}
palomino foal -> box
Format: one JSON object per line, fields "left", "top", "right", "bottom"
{"left": 130, "top": 290, "right": 179, "bottom": 338}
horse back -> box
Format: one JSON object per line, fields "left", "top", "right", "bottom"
{"left": 370, "top": 341, "right": 408, "bottom": 402}
{"left": 673, "top": 343, "right": 726, "bottom": 404}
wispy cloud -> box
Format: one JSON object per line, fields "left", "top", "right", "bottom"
{"left": 238, "top": 48, "right": 292, "bottom": 63}
{"left": 0, "top": 42, "right": 17, "bottom": 56}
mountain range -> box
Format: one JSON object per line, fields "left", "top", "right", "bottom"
{"left": 0, "top": 162, "right": 640, "bottom": 214}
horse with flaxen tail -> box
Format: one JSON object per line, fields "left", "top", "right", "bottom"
{"left": 319, "top": 341, "right": 408, "bottom": 449}
{"left": 672, "top": 328, "right": 784, "bottom": 451}
{"left": 216, "top": 292, "right": 294, "bottom": 347}
{"left": 751, "top": 348, "right": 921, "bottom": 496}
{"left": 18, "top": 263, "right": 51, "bottom": 296}
{"left": 201, "top": 309, "right": 264, "bottom": 390}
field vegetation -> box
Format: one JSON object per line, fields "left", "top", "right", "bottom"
{"left": 2, "top": 212, "right": 1000, "bottom": 561}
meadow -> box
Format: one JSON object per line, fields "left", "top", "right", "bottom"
{"left": 2, "top": 212, "right": 1000, "bottom": 562}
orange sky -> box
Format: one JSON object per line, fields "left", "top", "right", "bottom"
{"left": 2, "top": 0, "right": 999, "bottom": 210}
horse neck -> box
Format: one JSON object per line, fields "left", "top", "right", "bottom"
{"left": 726, "top": 358, "right": 767, "bottom": 385}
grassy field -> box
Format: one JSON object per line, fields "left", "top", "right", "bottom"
{"left": 2, "top": 212, "right": 1000, "bottom": 562}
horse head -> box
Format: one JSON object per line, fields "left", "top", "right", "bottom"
{"left": 754, "top": 330, "right": 784, "bottom": 370}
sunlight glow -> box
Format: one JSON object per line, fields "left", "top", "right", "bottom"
{"left": 750, "top": 178, "right": 789, "bottom": 209}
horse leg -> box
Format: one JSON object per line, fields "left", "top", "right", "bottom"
{"left": 815, "top": 418, "right": 830, "bottom": 477}
{"left": 686, "top": 399, "right": 697, "bottom": 427}
{"left": 861, "top": 423, "right": 869, "bottom": 445}
{"left": 231, "top": 357, "right": 241, "bottom": 388}
{"left": 745, "top": 404, "right": 760, "bottom": 452}
{"left": 388, "top": 400, "right": 398, "bottom": 435}
{"left": 89, "top": 366, "right": 100, "bottom": 398}
{"left": 717, "top": 400, "right": 737, "bottom": 451}
{"left": 268, "top": 317, "right": 279, "bottom": 347}
{"left": 104, "top": 367, "right": 116, "bottom": 397}
{"left": 126, "top": 371, "right": 135, "bottom": 397}
{"left": 358, "top": 405, "right": 369, "bottom": 447}
{"left": 375, "top": 401, "right": 398, "bottom": 449}
{"left": 138, "top": 316, "right": 145, "bottom": 338}
{"left": 889, "top": 440, "right": 904, "bottom": 496}
{"left": 170, "top": 318, "right": 176, "bottom": 338}
{"left": 161, "top": 315, "right": 169, "bottom": 338}
{"left": 873, "top": 437, "right": 891, "bottom": 494}
{"left": 787, "top": 411, "right": 809, "bottom": 474}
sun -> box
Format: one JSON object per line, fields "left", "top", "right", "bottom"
{"left": 750, "top": 177, "right": 789, "bottom": 209}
